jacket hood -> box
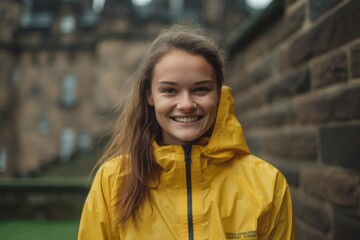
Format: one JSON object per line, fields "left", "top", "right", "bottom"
{"left": 201, "top": 85, "right": 250, "bottom": 161}
{"left": 152, "top": 86, "right": 250, "bottom": 166}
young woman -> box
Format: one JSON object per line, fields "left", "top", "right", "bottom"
{"left": 78, "top": 25, "right": 296, "bottom": 240}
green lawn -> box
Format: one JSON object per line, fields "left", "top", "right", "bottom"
{"left": 0, "top": 220, "right": 79, "bottom": 240}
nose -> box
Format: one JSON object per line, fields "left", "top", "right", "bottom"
{"left": 177, "top": 93, "right": 196, "bottom": 112}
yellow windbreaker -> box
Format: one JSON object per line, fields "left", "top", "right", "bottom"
{"left": 78, "top": 86, "right": 297, "bottom": 240}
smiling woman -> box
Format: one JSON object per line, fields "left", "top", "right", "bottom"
{"left": 78, "top": 25, "right": 296, "bottom": 240}
{"left": 146, "top": 49, "right": 219, "bottom": 145}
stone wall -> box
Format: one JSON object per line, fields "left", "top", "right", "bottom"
{"left": 0, "top": 0, "right": 22, "bottom": 177}
{"left": 0, "top": 0, "right": 149, "bottom": 177}
{"left": 226, "top": 0, "right": 360, "bottom": 239}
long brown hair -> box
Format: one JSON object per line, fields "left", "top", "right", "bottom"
{"left": 99, "top": 24, "right": 225, "bottom": 226}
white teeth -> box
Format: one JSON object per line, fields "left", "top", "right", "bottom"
{"left": 173, "top": 117, "right": 199, "bottom": 123}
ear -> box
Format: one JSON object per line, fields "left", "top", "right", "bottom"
{"left": 146, "top": 89, "right": 154, "bottom": 106}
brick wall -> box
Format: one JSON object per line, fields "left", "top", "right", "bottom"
{"left": 226, "top": 0, "right": 360, "bottom": 239}
{"left": 0, "top": 0, "right": 22, "bottom": 177}
{"left": 0, "top": 0, "right": 149, "bottom": 176}
{"left": 15, "top": 49, "right": 99, "bottom": 175}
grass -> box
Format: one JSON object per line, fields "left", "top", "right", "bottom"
{"left": 0, "top": 220, "right": 79, "bottom": 240}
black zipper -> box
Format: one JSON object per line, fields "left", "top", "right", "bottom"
{"left": 183, "top": 145, "right": 194, "bottom": 240}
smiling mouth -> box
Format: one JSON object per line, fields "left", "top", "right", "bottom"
{"left": 172, "top": 116, "right": 202, "bottom": 123}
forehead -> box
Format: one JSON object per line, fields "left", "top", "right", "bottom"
{"left": 152, "top": 49, "right": 216, "bottom": 81}
{"left": 158, "top": 49, "right": 209, "bottom": 64}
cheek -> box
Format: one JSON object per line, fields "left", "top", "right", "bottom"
{"left": 207, "top": 101, "right": 219, "bottom": 124}
{"left": 204, "top": 97, "right": 219, "bottom": 114}
{"left": 153, "top": 99, "right": 172, "bottom": 116}
{"left": 210, "top": 105, "right": 218, "bottom": 121}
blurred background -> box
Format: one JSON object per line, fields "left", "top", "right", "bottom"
{"left": 0, "top": 0, "right": 359, "bottom": 239}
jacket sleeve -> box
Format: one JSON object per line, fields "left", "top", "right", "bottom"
{"left": 266, "top": 172, "right": 297, "bottom": 240}
{"left": 78, "top": 163, "right": 116, "bottom": 240}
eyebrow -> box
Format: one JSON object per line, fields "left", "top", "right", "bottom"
{"left": 158, "top": 80, "right": 215, "bottom": 85}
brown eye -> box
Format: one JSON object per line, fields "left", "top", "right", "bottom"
{"left": 161, "top": 88, "right": 177, "bottom": 94}
{"left": 194, "top": 87, "right": 210, "bottom": 92}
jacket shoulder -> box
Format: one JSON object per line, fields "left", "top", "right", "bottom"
{"left": 239, "top": 154, "right": 280, "bottom": 176}
{"left": 229, "top": 154, "right": 289, "bottom": 203}
{"left": 91, "top": 155, "right": 130, "bottom": 195}
{"left": 78, "top": 155, "right": 129, "bottom": 240}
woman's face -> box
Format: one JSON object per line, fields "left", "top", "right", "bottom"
{"left": 147, "top": 49, "right": 219, "bottom": 145}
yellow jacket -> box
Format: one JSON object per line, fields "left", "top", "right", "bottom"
{"left": 78, "top": 86, "right": 296, "bottom": 240}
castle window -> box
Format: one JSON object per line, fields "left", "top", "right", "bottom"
{"left": 60, "top": 128, "right": 76, "bottom": 162}
{"left": 0, "top": 147, "right": 6, "bottom": 172}
{"left": 61, "top": 74, "right": 77, "bottom": 107}
{"left": 78, "top": 128, "right": 92, "bottom": 152}
{"left": 10, "top": 66, "right": 21, "bottom": 86}
{"left": 38, "top": 113, "right": 50, "bottom": 135}
{"left": 245, "top": 0, "right": 272, "bottom": 10}
{"left": 169, "top": 0, "right": 184, "bottom": 17}
{"left": 60, "top": 15, "right": 76, "bottom": 34}
{"left": 132, "top": 0, "right": 152, "bottom": 7}
{"left": 0, "top": 8, "right": 4, "bottom": 22}
{"left": 93, "top": 0, "right": 105, "bottom": 13}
